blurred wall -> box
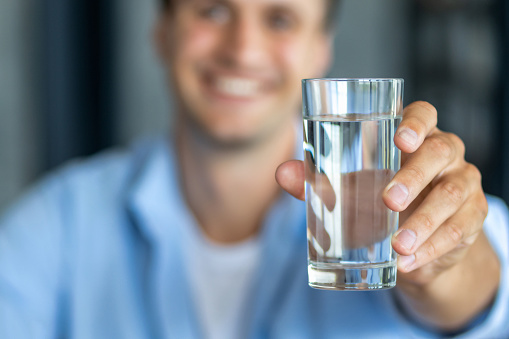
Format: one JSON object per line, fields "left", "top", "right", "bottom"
{"left": 0, "top": 0, "right": 506, "bottom": 211}
{"left": 413, "top": 0, "right": 503, "bottom": 198}
{"left": 114, "top": 0, "right": 171, "bottom": 145}
{"left": 0, "top": 0, "right": 43, "bottom": 210}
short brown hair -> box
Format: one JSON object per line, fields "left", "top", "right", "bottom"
{"left": 159, "top": 0, "right": 340, "bottom": 31}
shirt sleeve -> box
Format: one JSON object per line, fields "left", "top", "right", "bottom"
{"left": 0, "top": 174, "right": 69, "bottom": 339}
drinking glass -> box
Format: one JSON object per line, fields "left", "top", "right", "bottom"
{"left": 303, "top": 78, "right": 404, "bottom": 290}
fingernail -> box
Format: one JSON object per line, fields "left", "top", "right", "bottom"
{"left": 395, "top": 229, "right": 417, "bottom": 251}
{"left": 387, "top": 183, "right": 409, "bottom": 207}
{"left": 398, "top": 128, "right": 418, "bottom": 147}
{"left": 398, "top": 254, "right": 415, "bottom": 271}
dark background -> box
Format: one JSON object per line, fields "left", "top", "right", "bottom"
{"left": 1, "top": 0, "right": 508, "bottom": 210}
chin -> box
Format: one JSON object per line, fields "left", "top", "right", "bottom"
{"left": 184, "top": 113, "right": 262, "bottom": 150}
{"left": 202, "top": 130, "right": 263, "bottom": 151}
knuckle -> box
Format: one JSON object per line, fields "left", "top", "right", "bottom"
{"left": 439, "top": 181, "right": 464, "bottom": 206}
{"left": 461, "top": 232, "right": 479, "bottom": 247}
{"left": 474, "top": 194, "right": 489, "bottom": 221}
{"left": 468, "top": 193, "right": 488, "bottom": 221}
{"left": 415, "top": 213, "right": 435, "bottom": 235}
{"left": 444, "top": 223, "right": 463, "bottom": 245}
{"left": 405, "top": 164, "right": 426, "bottom": 187}
{"left": 403, "top": 101, "right": 438, "bottom": 134}
{"left": 422, "top": 241, "right": 439, "bottom": 261}
{"left": 447, "top": 132, "right": 466, "bottom": 158}
{"left": 427, "top": 135, "right": 454, "bottom": 160}
{"left": 412, "top": 101, "right": 438, "bottom": 119}
{"left": 466, "top": 163, "right": 482, "bottom": 183}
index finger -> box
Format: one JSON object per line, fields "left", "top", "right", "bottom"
{"left": 395, "top": 101, "right": 438, "bottom": 154}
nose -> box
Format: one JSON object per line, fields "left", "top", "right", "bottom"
{"left": 221, "top": 15, "right": 269, "bottom": 69}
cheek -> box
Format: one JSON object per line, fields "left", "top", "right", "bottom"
{"left": 171, "top": 24, "right": 220, "bottom": 98}
{"left": 276, "top": 38, "right": 323, "bottom": 85}
{"left": 174, "top": 23, "right": 220, "bottom": 63}
{"left": 278, "top": 42, "right": 305, "bottom": 76}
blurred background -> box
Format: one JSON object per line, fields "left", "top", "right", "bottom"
{"left": 1, "top": 0, "right": 508, "bottom": 211}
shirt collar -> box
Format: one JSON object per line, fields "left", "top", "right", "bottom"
{"left": 126, "top": 136, "right": 194, "bottom": 245}
{"left": 126, "top": 119, "right": 305, "bottom": 246}
{"left": 125, "top": 132, "right": 307, "bottom": 336}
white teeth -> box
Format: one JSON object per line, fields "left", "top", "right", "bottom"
{"left": 215, "top": 77, "right": 260, "bottom": 97}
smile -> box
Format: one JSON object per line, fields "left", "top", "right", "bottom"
{"left": 214, "top": 76, "right": 261, "bottom": 98}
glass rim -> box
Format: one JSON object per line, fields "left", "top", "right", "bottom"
{"left": 302, "top": 78, "right": 404, "bottom": 83}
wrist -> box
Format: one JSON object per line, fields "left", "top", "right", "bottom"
{"left": 394, "top": 232, "right": 500, "bottom": 332}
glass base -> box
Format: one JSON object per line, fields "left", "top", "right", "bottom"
{"left": 308, "top": 262, "right": 396, "bottom": 290}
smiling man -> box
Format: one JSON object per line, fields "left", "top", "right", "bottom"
{"left": 1, "top": 0, "right": 508, "bottom": 338}
{"left": 157, "top": 0, "right": 333, "bottom": 244}
{"left": 160, "top": 0, "right": 331, "bottom": 146}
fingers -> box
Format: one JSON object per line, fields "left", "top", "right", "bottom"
{"left": 383, "top": 131, "right": 465, "bottom": 212}
{"left": 395, "top": 101, "right": 438, "bottom": 154}
{"left": 276, "top": 160, "right": 305, "bottom": 201}
{"left": 392, "top": 165, "right": 478, "bottom": 256}
{"left": 397, "top": 230, "right": 494, "bottom": 288}
{"left": 395, "top": 187, "right": 488, "bottom": 273}
{"left": 397, "top": 199, "right": 484, "bottom": 273}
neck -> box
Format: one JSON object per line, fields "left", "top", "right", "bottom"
{"left": 176, "top": 116, "right": 297, "bottom": 244}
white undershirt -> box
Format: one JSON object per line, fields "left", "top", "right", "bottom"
{"left": 183, "top": 224, "right": 262, "bottom": 339}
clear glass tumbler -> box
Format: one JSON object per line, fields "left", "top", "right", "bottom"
{"left": 302, "top": 78, "right": 404, "bottom": 290}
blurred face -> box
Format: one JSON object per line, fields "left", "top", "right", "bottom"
{"left": 155, "top": 0, "right": 331, "bottom": 146}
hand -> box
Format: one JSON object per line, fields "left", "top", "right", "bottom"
{"left": 277, "top": 101, "right": 487, "bottom": 284}
{"left": 380, "top": 101, "right": 487, "bottom": 285}
{"left": 277, "top": 101, "right": 499, "bottom": 330}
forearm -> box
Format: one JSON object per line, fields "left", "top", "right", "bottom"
{"left": 395, "top": 231, "right": 500, "bottom": 332}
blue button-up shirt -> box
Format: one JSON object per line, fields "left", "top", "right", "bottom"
{"left": 1, "top": 136, "right": 508, "bottom": 338}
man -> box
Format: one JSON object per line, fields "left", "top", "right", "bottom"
{"left": 0, "top": 0, "right": 508, "bottom": 338}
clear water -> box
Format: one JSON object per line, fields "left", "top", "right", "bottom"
{"left": 304, "top": 114, "right": 401, "bottom": 289}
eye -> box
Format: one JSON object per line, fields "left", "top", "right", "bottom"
{"left": 267, "top": 11, "right": 296, "bottom": 32}
{"left": 198, "top": 3, "right": 231, "bottom": 24}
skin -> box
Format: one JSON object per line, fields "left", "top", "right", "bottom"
{"left": 154, "top": 0, "right": 500, "bottom": 333}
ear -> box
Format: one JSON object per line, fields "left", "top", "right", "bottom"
{"left": 152, "top": 13, "right": 172, "bottom": 64}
